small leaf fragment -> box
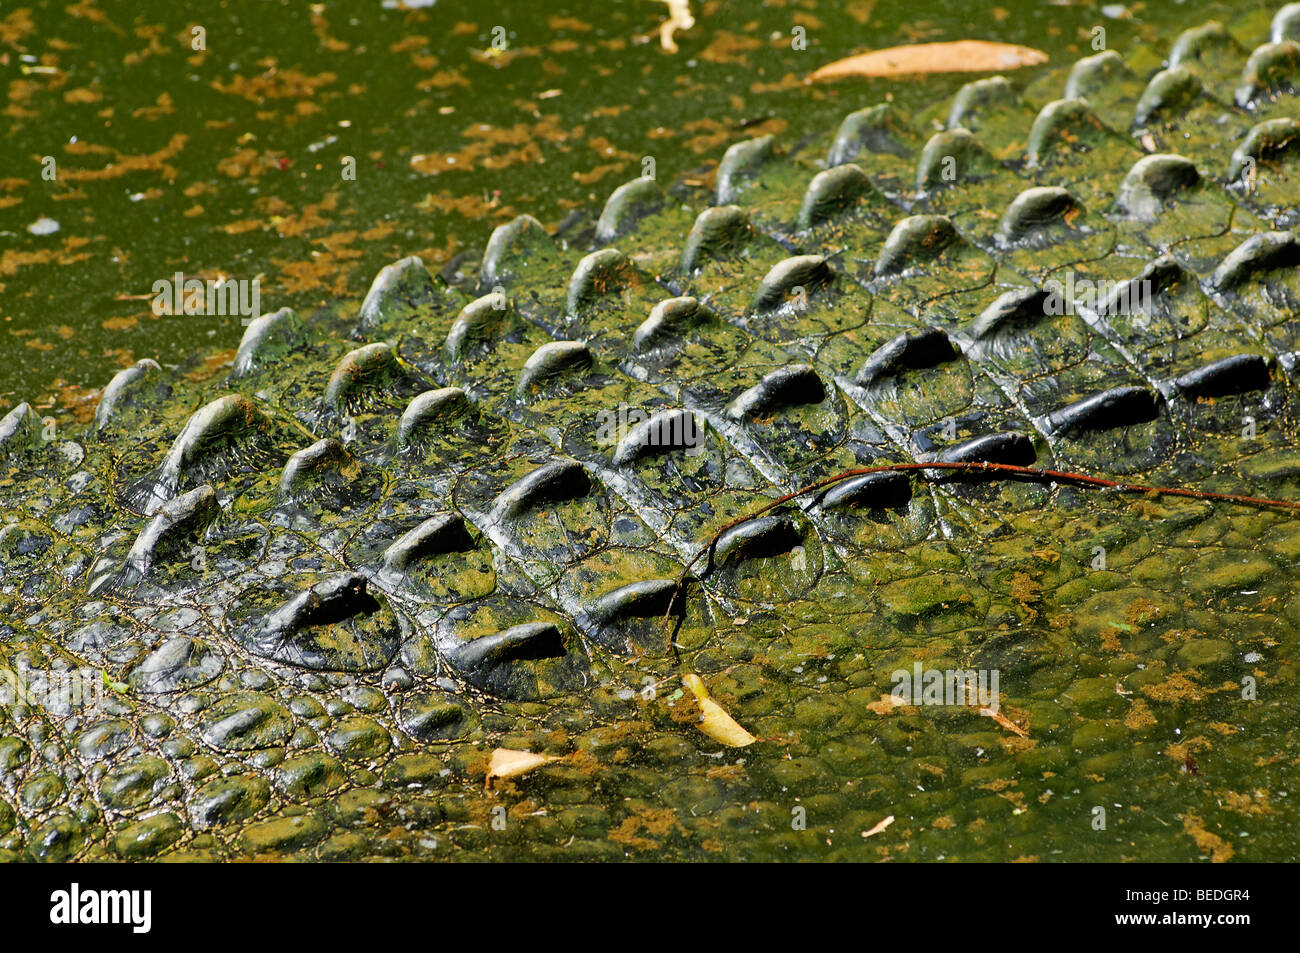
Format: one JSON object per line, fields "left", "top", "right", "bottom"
{"left": 682, "top": 673, "right": 757, "bottom": 747}
{"left": 485, "top": 748, "right": 563, "bottom": 790}
{"left": 862, "top": 815, "right": 895, "bottom": 838}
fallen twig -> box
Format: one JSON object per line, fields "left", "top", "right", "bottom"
{"left": 660, "top": 459, "right": 1300, "bottom": 644}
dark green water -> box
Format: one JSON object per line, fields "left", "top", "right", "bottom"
{"left": 2, "top": 0, "right": 1214, "bottom": 416}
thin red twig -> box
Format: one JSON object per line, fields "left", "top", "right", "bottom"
{"left": 660, "top": 460, "right": 1300, "bottom": 643}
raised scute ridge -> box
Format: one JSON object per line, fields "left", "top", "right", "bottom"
{"left": 95, "top": 359, "right": 163, "bottom": 428}
{"left": 382, "top": 514, "right": 475, "bottom": 571}
{"left": 915, "top": 128, "right": 993, "bottom": 192}
{"left": 934, "top": 432, "right": 1037, "bottom": 475}
{"left": 827, "top": 103, "right": 913, "bottom": 166}
{"left": 231, "top": 308, "right": 303, "bottom": 379}
{"left": 447, "top": 622, "right": 566, "bottom": 673}
{"left": 596, "top": 177, "right": 665, "bottom": 243}
{"left": 1169, "top": 21, "right": 1245, "bottom": 72}
{"left": 714, "top": 515, "right": 801, "bottom": 563}
{"left": 103, "top": 484, "right": 218, "bottom": 593}
{"left": 0, "top": 403, "right": 43, "bottom": 459}
{"left": 1174, "top": 354, "right": 1272, "bottom": 399}
{"left": 396, "top": 388, "right": 474, "bottom": 451}
{"left": 680, "top": 205, "right": 753, "bottom": 273}
{"left": 251, "top": 573, "right": 396, "bottom": 673}
{"left": 489, "top": 459, "right": 592, "bottom": 524}
{"left": 947, "top": 76, "right": 1018, "bottom": 131}
{"left": 516, "top": 341, "right": 594, "bottom": 396}
{"left": 1064, "top": 50, "right": 1133, "bottom": 100}
{"left": 611, "top": 408, "right": 699, "bottom": 466}
{"left": 566, "top": 248, "right": 632, "bottom": 313}
{"left": 972, "top": 288, "right": 1054, "bottom": 339}
{"left": 998, "top": 186, "right": 1084, "bottom": 245}
{"left": 1045, "top": 386, "right": 1160, "bottom": 437}
{"left": 324, "top": 342, "right": 402, "bottom": 414}
{"left": 1211, "top": 230, "right": 1300, "bottom": 290}
{"left": 715, "top": 135, "right": 776, "bottom": 204}
{"left": 446, "top": 292, "right": 515, "bottom": 362}
{"left": 632, "top": 296, "right": 715, "bottom": 352}
{"left": 1134, "top": 66, "right": 1206, "bottom": 128}
{"left": 358, "top": 256, "right": 435, "bottom": 332}
{"left": 582, "top": 579, "right": 682, "bottom": 626}
{"left": 481, "top": 214, "right": 553, "bottom": 287}
{"left": 818, "top": 472, "right": 912, "bottom": 510}
{"left": 1026, "top": 99, "right": 1112, "bottom": 166}
{"left": 278, "top": 439, "right": 350, "bottom": 500}
{"left": 855, "top": 327, "right": 958, "bottom": 387}
{"left": 726, "top": 364, "right": 825, "bottom": 420}
{"left": 753, "top": 255, "right": 833, "bottom": 311}
{"left": 797, "top": 164, "right": 877, "bottom": 229}
{"left": 872, "top": 215, "right": 959, "bottom": 278}
{"left": 1115, "top": 154, "right": 1200, "bottom": 221}
{"left": 1274, "top": 3, "right": 1300, "bottom": 43}
{"left": 1235, "top": 40, "right": 1300, "bottom": 106}
{"left": 1229, "top": 118, "right": 1300, "bottom": 183}
{"left": 1099, "top": 256, "right": 1188, "bottom": 315}
{"left": 137, "top": 394, "right": 268, "bottom": 515}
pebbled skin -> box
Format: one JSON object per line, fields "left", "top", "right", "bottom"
{"left": 2, "top": 6, "right": 1300, "bottom": 861}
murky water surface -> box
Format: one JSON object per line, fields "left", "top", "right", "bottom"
{"left": 3, "top": 0, "right": 1200, "bottom": 404}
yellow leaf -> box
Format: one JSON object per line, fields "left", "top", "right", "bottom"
{"left": 809, "top": 40, "right": 1047, "bottom": 81}
{"left": 485, "top": 748, "right": 563, "bottom": 790}
{"left": 683, "top": 673, "right": 757, "bottom": 747}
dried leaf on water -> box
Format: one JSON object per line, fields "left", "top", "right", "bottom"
{"left": 682, "top": 673, "right": 757, "bottom": 747}
{"left": 485, "top": 748, "right": 564, "bottom": 790}
{"left": 808, "top": 40, "right": 1047, "bottom": 82}
{"left": 861, "top": 815, "right": 895, "bottom": 838}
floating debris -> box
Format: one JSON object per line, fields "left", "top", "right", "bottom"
{"left": 657, "top": 0, "right": 695, "bottom": 53}
{"left": 683, "top": 673, "right": 756, "bottom": 747}
{"left": 808, "top": 40, "right": 1047, "bottom": 81}
{"left": 485, "top": 748, "right": 564, "bottom": 790}
{"left": 862, "top": 815, "right": 895, "bottom": 838}
{"left": 27, "top": 217, "right": 60, "bottom": 236}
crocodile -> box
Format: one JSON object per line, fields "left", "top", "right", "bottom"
{"left": 3, "top": 4, "right": 1300, "bottom": 862}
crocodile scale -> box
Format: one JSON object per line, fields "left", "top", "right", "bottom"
{"left": 2, "top": 5, "right": 1300, "bottom": 861}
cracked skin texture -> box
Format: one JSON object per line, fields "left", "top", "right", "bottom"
{"left": 4, "top": 6, "right": 1300, "bottom": 861}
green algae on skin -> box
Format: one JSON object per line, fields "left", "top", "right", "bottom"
{"left": 2, "top": 0, "right": 1300, "bottom": 865}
